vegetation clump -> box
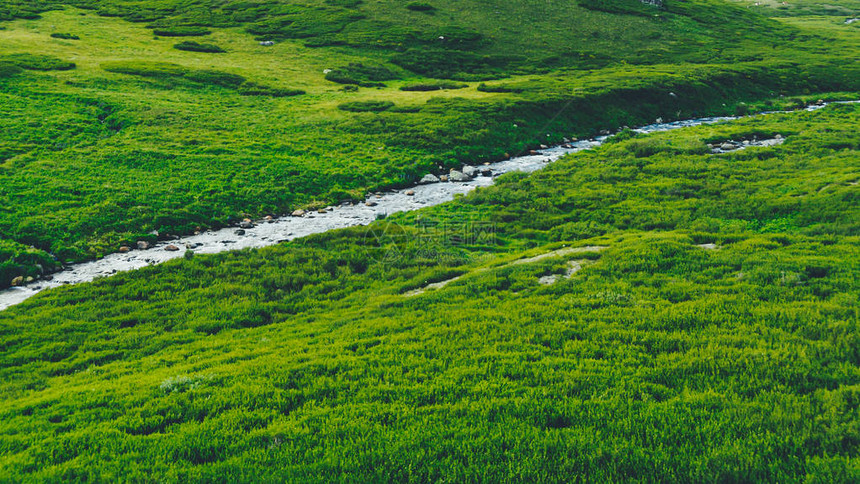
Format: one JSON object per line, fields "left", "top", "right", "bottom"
{"left": 152, "top": 27, "right": 211, "bottom": 37}
{"left": 407, "top": 2, "right": 436, "bottom": 13}
{"left": 0, "top": 53, "right": 75, "bottom": 71}
{"left": 237, "top": 82, "right": 305, "bottom": 97}
{"left": 102, "top": 61, "right": 245, "bottom": 87}
{"left": 400, "top": 81, "right": 468, "bottom": 91}
{"left": 0, "top": 61, "right": 21, "bottom": 78}
{"left": 577, "top": 0, "right": 664, "bottom": 16}
{"left": 338, "top": 100, "right": 395, "bottom": 112}
{"left": 173, "top": 41, "right": 225, "bottom": 53}
{"left": 50, "top": 32, "right": 80, "bottom": 40}
{"left": 324, "top": 63, "right": 400, "bottom": 87}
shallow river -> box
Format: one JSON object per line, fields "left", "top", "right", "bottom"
{"left": 0, "top": 101, "right": 850, "bottom": 310}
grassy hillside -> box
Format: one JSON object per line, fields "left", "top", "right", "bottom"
{"left": 0, "top": 0, "right": 858, "bottom": 288}
{"left": 0, "top": 103, "right": 857, "bottom": 482}
{"left": 730, "top": 0, "right": 860, "bottom": 17}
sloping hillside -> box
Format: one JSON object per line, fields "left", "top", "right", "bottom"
{"left": 0, "top": 0, "right": 856, "bottom": 288}
{"left": 0, "top": 101, "right": 857, "bottom": 482}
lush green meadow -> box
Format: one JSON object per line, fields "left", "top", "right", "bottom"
{"left": 1, "top": 101, "right": 858, "bottom": 481}
{"left": 0, "top": 0, "right": 859, "bottom": 481}
{"left": 0, "top": 0, "right": 858, "bottom": 286}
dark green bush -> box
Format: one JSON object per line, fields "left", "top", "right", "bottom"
{"left": 152, "top": 27, "right": 211, "bottom": 37}
{"left": 1, "top": 54, "right": 75, "bottom": 71}
{"left": 50, "top": 33, "right": 80, "bottom": 40}
{"left": 392, "top": 49, "right": 522, "bottom": 80}
{"left": 101, "top": 61, "right": 186, "bottom": 79}
{"left": 184, "top": 69, "right": 246, "bottom": 87}
{"left": 324, "top": 63, "right": 400, "bottom": 87}
{"left": 576, "top": 0, "right": 663, "bottom": 16}
{"left": 173, "top": 41, "right": 226, "bottom": 53}
{"left": 238, "top": 82, "right": 305, "bottom": 97}
{"left": 400, "top": 81, "right": 468, "bottom": 91}
{"left": 406, "top": 3, "right": 436, "bottom": 12}
{"left": 338, "top": 101, "right": 395, "bottom": 112}
{"left": 102, "top": 61, "right": 246, "bottom": 88}
{"left": 476, "top": 83, "right": 524, "bottom": 93}
{"left": 0, "top": 62, "right": 22, "bottom": 78}
{"left": 325, "top": 0, "right": 363, "bottom": 7}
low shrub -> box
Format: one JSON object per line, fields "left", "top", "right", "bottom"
{"left": 400, "top": 81, "right": 468, "bottom": 91}
{"left": 50, "top": 33, "right": 80, "bottom": 40}
{"left": 338, "top": 101, "right": 395, "bottom": 112}
{"left": 184, "top": 69, "right": 246, "bottom": 88}
{"left": 406, "top": 3, "right": 436, "bottom": 12}
{"left": 392, "top": 49, "right": 522, "bottom": 80}
{"left": 173, "top": 41, "right": 226, "bottom": 53}
{"left": 576, "top": 0, "right": 663, "bottom": 16}
{"left": 0, "top": 62, "right": 22, "bottom": 78}
{"left": 152, "top": 27, "right": 211, "bottom": 37}
{"left": 476, "top": 83, "right": 524, "bottom": 93}
{"left": 325, "top": 63, "right": 400, "bottom": 87}
{"left": 1, "top": 54, "right": 76, "bottom": 71}
{"left": 102, "top": 61, "right": 246, "bottom": 88}
{"left": 238, "top": 82, "right": 305, "bottom": 97}
{"left": 102, "top": 61, "right": 187, "bottom": 79}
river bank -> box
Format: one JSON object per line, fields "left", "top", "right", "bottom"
{"left": 0, "top": 101, "right": 852, "bottom": 311}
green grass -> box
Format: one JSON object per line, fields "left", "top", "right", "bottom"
{"left": 0, "top": 1, "right": 856, "bottom": 287}
{"left": 0, "top": 103, "right": 857, "bottom": 482}
{"left": 0, "top": 1, "right": 858, "bottom": 480}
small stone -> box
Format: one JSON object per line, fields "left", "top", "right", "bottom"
{"left": 720, "top": 143, "right": 735, "bottom": 151}
{"left": 264, "top": 215, "right": 274, "bottom": 221}
{"left": 439, "top": 175, "right": 449, "bottom": 182}
{"left": 462, "top": 165, "right": 478, "bottom": 177}
{"left": 235, "top": 229, "right": 246, "bottom": 236}
{"left": 365, "top": 201, "right": 377, "bottom": 207}
{"left": 317, "top": 209, "right": 327, "bottom": 214}
{"left": 11, "top": 276, "right": 24, "bottom": 286}
{"left": 528, "top": 150, "right": 540, "bottom": 156}
{"left": 136, "top": 241, "right": 151, "bottom": 250}
{"left": 405, "top": 190, "right": 415, "bottom": 196}
{"left": 164, "top": 245, "right": 180, "bottom": 252}
{"left": 25, "top": 276, "right": 34, "bottom": 283}
{"left": 291, "top": 209, "right": 306, "bottom": 217}
{"left": 540, "top": 144, "right": 549, "bottom": 149}
{"left": 775, "top": 134, "right": 783, "bottom": 140}
{"left": 119, "top": 246, "right": 131, "bottom": 253}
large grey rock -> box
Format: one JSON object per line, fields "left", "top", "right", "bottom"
{"left": 419, "top": 174, "right": 440, "bottom": 184}
{"left": 11, "top": 276, "right": 24, "bottom": 287}
{"left": 449, "top": 170, "right": 472, "bottom": 182}
{"left": 462, "top": 165, "right": 478, "bottom": 177}
{"left": 136, "top": 241, "right": 151, "bottom": 250}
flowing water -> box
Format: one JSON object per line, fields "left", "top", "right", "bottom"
{"left": 1, "top": 101, "right": 853, "bottom": 310}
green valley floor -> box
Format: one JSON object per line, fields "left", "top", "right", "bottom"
{"left": 0, "top": 0, "right": 858, "bottom": 481}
